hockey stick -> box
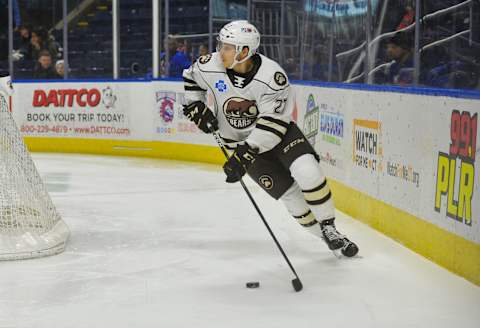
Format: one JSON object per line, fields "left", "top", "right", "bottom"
{"left": 210, "top": 127, "right": 303, "bottom": 292}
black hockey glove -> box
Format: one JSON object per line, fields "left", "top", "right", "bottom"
{"left": 223, "top": 143, "right": 258, "bottom": 183}
{"left": 183, "top": 101, "right": 218, "bottom": 133}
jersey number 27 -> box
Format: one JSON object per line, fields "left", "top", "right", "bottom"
{"left": 274, "top": 98, "right": 287, "bottom": 114}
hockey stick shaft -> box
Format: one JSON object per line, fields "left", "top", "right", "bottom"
{"left": 211, "top": 129, "right": 303, "bottom": 290}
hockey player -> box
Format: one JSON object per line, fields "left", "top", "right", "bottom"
{"left": 182, "top": 21, "right": 358, "bottom": 257}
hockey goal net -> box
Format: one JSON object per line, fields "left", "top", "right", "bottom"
{"left": 0, "top": 93, "right": 69, "bottom": 260}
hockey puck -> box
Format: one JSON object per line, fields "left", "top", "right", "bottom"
{"left": 246, "top": 281, "right": 260, "bottom": 288}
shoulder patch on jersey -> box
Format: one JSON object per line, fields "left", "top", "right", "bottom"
{"left": 199, "top": 54, "right": 212, "bottom": 64}
{"left": 274, "top": 71, "right": 287, "bottom": 86}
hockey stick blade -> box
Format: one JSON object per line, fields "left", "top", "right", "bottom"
{"left": 292, "top": 278, "right": 303, "bottom": 292}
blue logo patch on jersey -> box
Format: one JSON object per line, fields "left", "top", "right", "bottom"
{"left": 215, "top": 80, "right": 227, "bottom": 92}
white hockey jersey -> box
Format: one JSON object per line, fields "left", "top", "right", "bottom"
{"left": 183, "top": 52, "right": 294, "bottom": 153}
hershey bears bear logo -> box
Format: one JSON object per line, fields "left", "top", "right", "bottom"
{"left": 274, "top": 72, "right": 287, "bottom": 86}
{"left": 223, "top": 97, "right": 258, "bottom": 129}
{"left": 199, "top": 54, "right": 212, "bottom": 64}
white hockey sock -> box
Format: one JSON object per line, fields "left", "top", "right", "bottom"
{"left": 279, "top": 182, "right": 324, "bottom": 239}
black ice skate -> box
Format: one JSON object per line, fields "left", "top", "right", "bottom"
{"left": 339, "top": 237, "right": 359, "bottom": 257}
{"left": 319, "top": 219, "right": 359, "bottom": 257}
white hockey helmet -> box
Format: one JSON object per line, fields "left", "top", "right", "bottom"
{"left": 217, "top": 20, "right": 261, "bottom": 68}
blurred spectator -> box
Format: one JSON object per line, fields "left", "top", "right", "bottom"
{"left": 33, "top": 50, "right": 57, "bottom": 79}
{"left": 160, "top": 35, "right": 191, "bottom": 77}
{"left": 55, "top": 59, "right": 64, "bottom": 78}
{"left": 396, "top": 1, "right": 415, "bottom": 30}
{"left": 198, "top": 44, "right": 208, "bottom": 57}
{"left": 15, "top": 24, "right": 31, "bottom": 52}
{"left": 425, "top": 59, "right": 479, "bottom": 89}
{"left": 22, "top": 27, "right": 60, "bottom": 61}
{"left": 384, "top": 32, "right": 414, "bottom": 85}
{"left": 189, "top": 43, "right": 209, "bottom": 62}
{"left": 28, "top": 29, "right": 45, "bottom": 60}
{"left": 177, "top": 38, "right": 187, "bottom": 54}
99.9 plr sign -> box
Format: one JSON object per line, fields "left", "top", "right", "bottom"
{"left": 435, "top": 110, "right": 477, "bottom": 226}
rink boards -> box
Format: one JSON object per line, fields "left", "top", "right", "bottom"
{"left": 10, "top": 80, "right": 480, "bottom": 285}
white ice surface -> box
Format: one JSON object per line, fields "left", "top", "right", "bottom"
{"left": 0, "top": 153, "right": 479, "bottom": 328}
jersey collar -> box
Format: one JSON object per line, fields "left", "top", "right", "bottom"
{"left": 226, "top": 54, "right": 262, "bottom": 89}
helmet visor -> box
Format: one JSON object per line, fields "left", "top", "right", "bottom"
{"left": 216, "top": 38, "right": 236, "bottom": 53}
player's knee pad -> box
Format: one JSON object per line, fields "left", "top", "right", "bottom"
{"left": 289, "top": 154, "right": 325, "bottom": 190}
{"left": 288, "top": 153, "right": 333, "bottom": 209}
{"left": 246, "top": 152, "right": 294, "bottom": 200}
